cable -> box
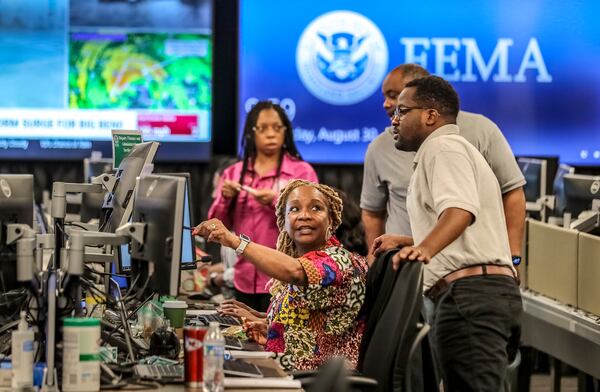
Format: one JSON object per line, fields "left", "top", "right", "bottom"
{"left": 193, "top": 256, "right": 213, "bottom": 263}
{"left": 83, "top": 266, "right": 128, "bottom": 279}
{"left": 80, "top": 278, "right": 112, "bottom": 306}
{"left": 64, "top": 222, "right": 90, "bottom": 231}
{"left": 123, "top": 273, "right": 152, "bottom": 304}
{"left": 98, "top": 209, "right": 112, "bottom": 232}
{"left": 124, "top": 274, "right": 141, "bottom": 299}
{"left": 102, "top": 292, "right": 154, "bottom": 345}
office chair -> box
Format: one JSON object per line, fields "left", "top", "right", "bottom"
{"left": 306, "top": 357, "right": 349, "bottom": 392}
{"left": 357, "top": 249, "right": 403, "bottom": 369}
{"left": 298, "top": 250, "right": 437, "bottom": 392}
{"left": 296, "top": 249, "right": 398, "bottom": 389}
{"left": 299, "top": 357, "right": 378, "bottom": 392}
{"left": 360, "top": 253, "right": 436, "bottom": 392}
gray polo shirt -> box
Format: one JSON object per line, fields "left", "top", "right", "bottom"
{"left": 408, "top": 124, "right": 514, "bottom": 290}
{"left": 360, "top": 111, "right": 525, "bottom": 236}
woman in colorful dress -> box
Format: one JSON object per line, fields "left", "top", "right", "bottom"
{"left": 194, "top": 180, "right": 368, "bottom": 370}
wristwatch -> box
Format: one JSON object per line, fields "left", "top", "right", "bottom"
{"left": 235, "top": 234, "right": 251, "bottom": 255}
{"left": 511, "top": 255, "right": 522, "bottom": 266}
{"left": 209, "top": 272, "right": 219, "bottom": 287}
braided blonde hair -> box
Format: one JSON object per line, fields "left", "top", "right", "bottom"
{"left": 274, "top": 179, "right": 343, "bottom": 256}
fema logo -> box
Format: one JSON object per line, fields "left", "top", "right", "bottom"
{"left": 296, "top": 11, "right": 388, "bottom": 105}
{"left": 591, "top": 180, "right": 600, "bottom": 195}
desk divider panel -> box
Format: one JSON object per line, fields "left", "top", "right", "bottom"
{"left": 527, "top": 219, "right": 578, "bottom": 307}
{"left": 577, "top": 232, "right": 600, "bottom": 316}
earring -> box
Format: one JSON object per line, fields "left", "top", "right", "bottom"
{"left": 326, "top": 227, "right": 332, "bottom": 239}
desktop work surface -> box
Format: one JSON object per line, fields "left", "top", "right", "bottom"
{"left": 103, "top": 305, "right": 303, "bottom": 392}
{"left": 520, "top": 289, "right": 600, "bottom": 380}
{"left": 105, "top": 358, "right": 302, "bottom": 392}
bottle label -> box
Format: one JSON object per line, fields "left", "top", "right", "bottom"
{"left": 23, "top": 340, "right": 33, "bottom": 352}
{"left": 204, "top": 344, "right": 224, "bottom": 357}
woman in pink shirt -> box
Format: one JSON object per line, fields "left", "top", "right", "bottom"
{"left": 207, "top": 101, "right": 318, "bottom": 311}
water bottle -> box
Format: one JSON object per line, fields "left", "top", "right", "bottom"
{"left": 203, "top": 321, "right": 225, "bottom": 392}
{"left": 11, "top": 311, "right": 33, "bottom": 389}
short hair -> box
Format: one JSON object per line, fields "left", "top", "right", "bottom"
{"left": 391, "top": 63, "right": 430, "bottom": 80}
{"left": 405, "top": 76, "right": 460, "bottom": 119}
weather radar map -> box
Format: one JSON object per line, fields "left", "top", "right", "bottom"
{"left": 69, "top": 33, "right": 212, "bottom": 111}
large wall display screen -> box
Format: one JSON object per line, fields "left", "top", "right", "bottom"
{"left": 239, "top": 1, "right": 600, "bottom": 164}
{"left": 0, "top": 0, "right": 212, "bottom": 161}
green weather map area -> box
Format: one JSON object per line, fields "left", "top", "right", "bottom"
{"left": 69, "top": 33, "right": 212, "bottom": 111}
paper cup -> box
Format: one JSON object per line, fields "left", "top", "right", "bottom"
{"left": 163, "top": 300, "right": 188, "bottom": 328}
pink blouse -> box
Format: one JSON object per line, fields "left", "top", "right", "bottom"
{"left": 207, "top": 154, "right": 318, "bottom": 294}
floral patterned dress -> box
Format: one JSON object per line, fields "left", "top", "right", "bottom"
{"left": 265, "top": 237, "right": 368, "bottom": 371}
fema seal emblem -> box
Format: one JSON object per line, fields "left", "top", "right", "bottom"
{"left": 296, "top": 11, "right": 388, "bottom": 105}
{"left": 591, "top": 180, "right": 600, "bottom": 195}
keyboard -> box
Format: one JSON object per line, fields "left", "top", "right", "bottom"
{"left": 199, "top": 313, "right": 242, "bottom": 327}
{"left": 224, "top": 336, "right": 243, "bottom": 350}
{"left": 134, "top": 364, "right": 183, "bottom": 382}
{"left": 223, "top": 359, "right": 263, "bottom": 378}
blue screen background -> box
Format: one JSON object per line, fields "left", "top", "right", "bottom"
{"left": 239, "top": 0, "right": 600, "bottom": 164}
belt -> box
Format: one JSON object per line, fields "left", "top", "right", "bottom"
{"left": 424, "top": 264, "right": 517, "bottom": 302}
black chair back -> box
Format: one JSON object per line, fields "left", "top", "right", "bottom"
{"left": 360, "top": 252, "right": 429, "bottom": 391}
{"left": 306, "top": 357, "right": 349, "bottom": 392}
{"left": 357, "top": 249, "right": 400, "bottom": 370}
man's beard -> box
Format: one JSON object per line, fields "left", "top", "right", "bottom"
{"left": 394, "top": 134, "right": 419, "bottom": 152}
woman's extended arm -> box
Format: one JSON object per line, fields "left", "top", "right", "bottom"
{"left": 193, "top": 219, "right": 308, "bottom": 286}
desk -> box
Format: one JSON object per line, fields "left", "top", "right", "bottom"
{"left": 520, "top": 290, "right": 600, "bottom": 389}
{"left": 104, "top": 303, "right": 303, "bottom": 392}
{"left": 110, "top": 388, "right": 298, "bottom": 392}
{"left": 105, "top": 384, "right": 302, "bottom": 391}
{"left": 105, "top": 358, "right": 303, "bottom": 391}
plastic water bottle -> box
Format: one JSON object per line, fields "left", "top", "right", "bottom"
{"left": 203, "top": 321, "right": 225, "bottom": 392}
{"left": 11, "top": 311, "right": 33, "bottom": 389}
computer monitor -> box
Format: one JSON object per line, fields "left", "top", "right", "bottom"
{"left": 518, "top": 157, "right": 548, "bottom": 204}
{"left": 0, "top": 174, "right": 34, "bottom": 293}
{"left": 80, "top": 158, "right": 114, "bottom": 223}
{"left": 118, "top": 173, "right": 195, "bottom": 275}
{"left": 129, "top": 175, "right": 186, "bottom": 297}
{"left": 80, "top": 190, "right": 108, "bottom": 224}
{"left": 83, "top": 158, "right": 114, "bottom": 183}
{"left": 563, "top": 173, "right": 600, "bottom": 218}
{"left": 101, "top": 141, "right": 159, "bottom": 233}
{"left": 159, "top": 173, "right": 195, "bottom": 270}
{"left": 552, "top": 164, "right": 575, "bottom": 216}
{"left": 114, "top": 244, "right": 131, "bottom": 291}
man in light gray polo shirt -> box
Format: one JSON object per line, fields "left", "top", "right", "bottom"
{"left": 361, "top": 64, "right": 526, "bottom": 265}
{"left": 389, "top": 75, "right": 522, "bottom": 391}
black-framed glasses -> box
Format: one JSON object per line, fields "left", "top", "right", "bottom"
{"left": 252, "top": 124, "right": 287, "bottom": 134}
{"left": 393, "top": 106, "right": 428, "bottom": 118}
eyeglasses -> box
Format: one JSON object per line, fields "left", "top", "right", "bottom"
{"left": 252, "top": 124, "right": 287, "bottom": 134}
{"left": 393, "top": 106, "right": 428, "bottom": 118}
